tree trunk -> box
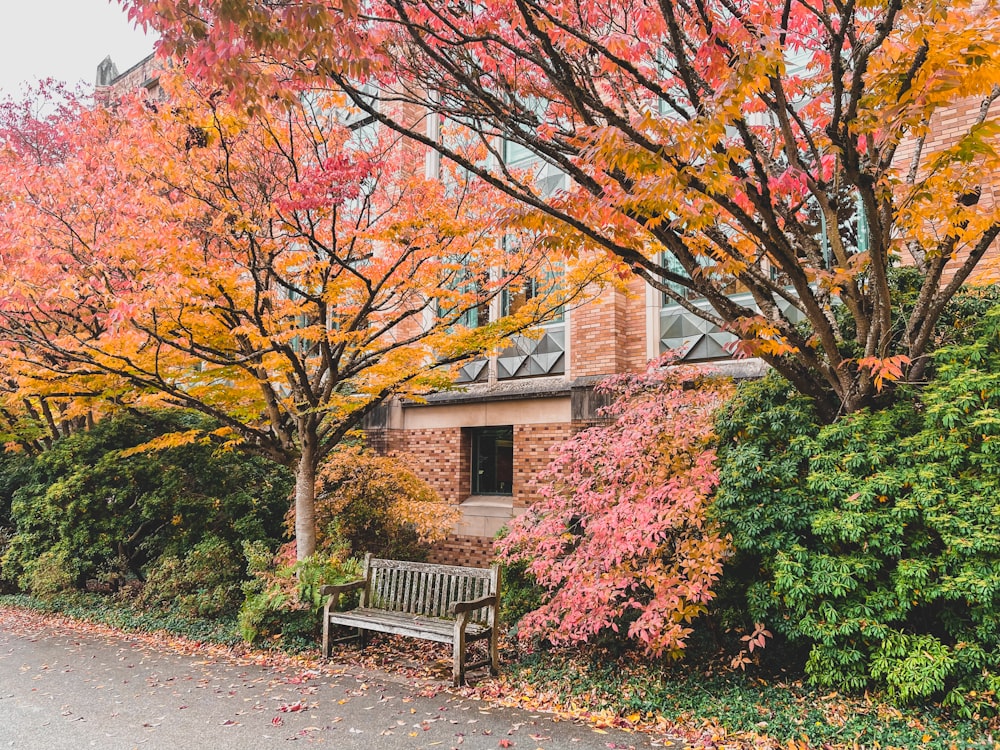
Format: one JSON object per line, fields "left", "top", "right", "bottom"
{"left": 294, "top": 440, "right": 317, "bottom": 560}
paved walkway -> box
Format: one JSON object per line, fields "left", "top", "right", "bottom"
{"left": 0, "top": 607, "right": 681, "bottom": 749}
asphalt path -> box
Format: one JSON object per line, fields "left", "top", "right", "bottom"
{"left": 0, "top": 608, "right": 680, "bottom": 750}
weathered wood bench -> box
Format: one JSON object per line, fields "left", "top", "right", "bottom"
{"left": 320, "top": 554, "right": 500, "bottom": 686}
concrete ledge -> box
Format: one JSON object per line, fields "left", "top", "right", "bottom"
{"left": 459, "top": 496, "right": 515, "bottom": 517}
{"left": 454, "top": 495, "right": 519, "bottom": 537}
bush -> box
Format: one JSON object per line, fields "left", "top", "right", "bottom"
{"left": 0, "top": 451, "right": 33, "bottom": 590}
{"left": 137, "top": 535, "right": 245, "bottom": 618}
{"left": 311, "top": 445, "right": 456, "bottom": 560}
{"left": 0, "top": 526, "right": 11, "bottom": 590}
{"left": 19, "top": 547, "right": 76, "bottom": 597}
{"left": 497, "top": 357, "right": 733, "bottom": 657}
{"left": 495, "top": 528, "right": 546, "bottom": 633}
{"left": 715, "top": 304, "right": 1000, "bottom": 709}
{"left": 1, "top": 410, "right": 292, "bottom": 599}
{"left": 237, "top": 540, "right": 363, "bottom": 647}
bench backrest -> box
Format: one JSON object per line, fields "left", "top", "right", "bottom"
{"left": 363, "top": 555, "right": 498, "bottom": 627}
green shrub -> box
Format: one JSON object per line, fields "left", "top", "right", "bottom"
{"left": 1, "top": 410, "right": 292, "bottom": 598}
{"left": 137, "top": 535, "right": 245, "bottom": 618}
{"left": 237, "top": 540, "right": 363, "bottom": 647}
{"left": 0, "top": 526, "right": 13, "bottom": 593}
{"left": 715, "top": 303, "right": 1000, "bottom": 708}
{"left": 0, "top": 451, "right": 32, "bottom": 523}
{"left": 19, "top": 547, "right": 77, "bottom": 597}
{"left": 497, "top": 558, "right": 545, "bottom": 635}
{"left": 494, "top": 528, "right": 545, "bottom": 634}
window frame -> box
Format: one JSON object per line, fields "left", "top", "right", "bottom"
{"left": 469, "top": 425, "right": 514, "bottom": 496}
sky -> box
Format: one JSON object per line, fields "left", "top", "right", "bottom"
{"left": 0, "top": 0, "right": 158, "bottom": 97}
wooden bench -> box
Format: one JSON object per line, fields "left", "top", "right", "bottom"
{"left": 320, "top": 554, "right": 500, "bottom": 686}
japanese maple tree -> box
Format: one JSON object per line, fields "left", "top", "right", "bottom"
{"left": 0, "top": 84, "right": 117, "bottom": 453}
{"left": 0, "top": 343, "right": 104, "bottom": 454}
{"left": 0, "top": 78, "right": 568, "bottom": 557}
{"left": 125, "top": 0, "right": 1000, "bottom": 419}
{"left": 496, "top": 357, "right": 732, "bottom": 656}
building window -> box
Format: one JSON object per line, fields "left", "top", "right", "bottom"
{"left": 660, "top": 252, "right": 701, "bottom": 305}
{"left": 459, "top": 287, "right": 491, "bottom": 329}
{"left": 470, "top": 426, "right": 513, "bottom": 495}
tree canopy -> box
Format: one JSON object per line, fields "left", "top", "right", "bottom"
{"left": 125, "top": 0, "right": 1000, "bottom": 419}
{"left": 0, "top": 78, "right": 573, "bottom": 556}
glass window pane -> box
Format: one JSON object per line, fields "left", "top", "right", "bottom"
{"left": 471, "top": 426, "right": 514, "bottom": 495}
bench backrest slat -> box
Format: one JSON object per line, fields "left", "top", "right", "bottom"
{"left": 364, "top": 555, "right": 497, "bottom": 625}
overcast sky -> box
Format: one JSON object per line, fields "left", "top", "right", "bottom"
{"left": 0, "top": 0, "right": 158, "bottom": 97}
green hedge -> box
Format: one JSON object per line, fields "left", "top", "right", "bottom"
{"left": 1, "top": 410, "right": 292, "bottom": 601}
{"left": 714, "top": 304, "right": 1000, "bottom": 712}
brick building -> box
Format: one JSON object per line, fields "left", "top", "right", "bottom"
{"left": 95, "top": 53, "right": 163, "bottom": 101}
{"left": 367, "top": 272, "right": 769, "bottom": 568}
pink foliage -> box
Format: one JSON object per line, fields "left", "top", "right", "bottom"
{"left": 496, "top": 356, "right": 732, "bottom": 658}
{"left": 276, "top": 154, "right": 372, "bottom": 214}
{"left": 0, "top": 80, "right": 81, "bottom": 167}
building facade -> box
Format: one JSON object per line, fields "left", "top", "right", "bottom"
{"left": 366, "top": 273, "right": 770, "bottom": 567}
{"left": 96, "top": 53, "right": 163, "bottom": 101}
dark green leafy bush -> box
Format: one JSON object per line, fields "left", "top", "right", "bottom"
{"left": 715, "top": 304, "right": 1000, "bottom": 710}
{"left": 137, "top": 535, "right": 245, "bottom": 618}
{"left": 494, "top": 525, "right": 545, "bottom": 634}
{"left": 0, "top": 410, "right": 292, "bottom": 600}
{"left": 0, "top": 451, "right": 34, "bottom": 592}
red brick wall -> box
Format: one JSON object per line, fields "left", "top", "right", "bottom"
{"left": 383, "top": 419, "right": 576, "bottom": 562}
{"left": 513, "top": 422, "right": 575, "bottom": 509}
{"left": 621, "top": 277, "right": 649, "bottom": 369}
{"left": 571, "top": 286, "right": 618, "bottom": 377}
{"left": 390, "top": 420, "right": 576, "bottom": 510}
{"left": 893, "top": 96, "right": 1000, "bottom": 282}
{"left": 571, "top": 284, "right": 648, "bottom": 378}
{"left": 392, "top": 427, "right": 468, "bottom": 505}
{"left": 426, "top": 533, "right": 496, "bottom": 568}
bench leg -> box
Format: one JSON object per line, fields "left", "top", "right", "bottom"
{"left": 452, "top": 636, "right": 465, "bottom": 687}
{"left": 488, "top": 627, "right": 499, "bottom": 676}
{"left": 324, "top": 622, "right": 367, "bottom": 656}
{"left": 452, "top": 616, "right": 468, "bottom": 687}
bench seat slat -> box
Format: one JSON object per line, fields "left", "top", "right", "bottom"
{"left": 327, "top": 608, "right": 490, "bottom": 643}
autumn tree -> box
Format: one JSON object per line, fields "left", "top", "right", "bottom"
{"left": 0, "top": 85, "right": 110, "bottom": 453}
{"left": 0, "top": 344, "right": 101, "bottom": 454}
{"left": 0, "top": 78, "right": 571, "bottom": 557}
{"left": 125, "top": 0, "right": 1000, "bottom": 419}
{"left": 497, "top": 357, "right": 732, "bottom": 657}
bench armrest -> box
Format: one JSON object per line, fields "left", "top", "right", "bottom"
{"left": 449, "top": 595, "right": 497, "bottom": 615}
{"left": 321, "top": 579, "right": 366, "bottom": 601}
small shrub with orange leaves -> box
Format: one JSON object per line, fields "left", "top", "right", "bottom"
{"left": 311, "top": 444, "right": 458, "bottom": 561}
